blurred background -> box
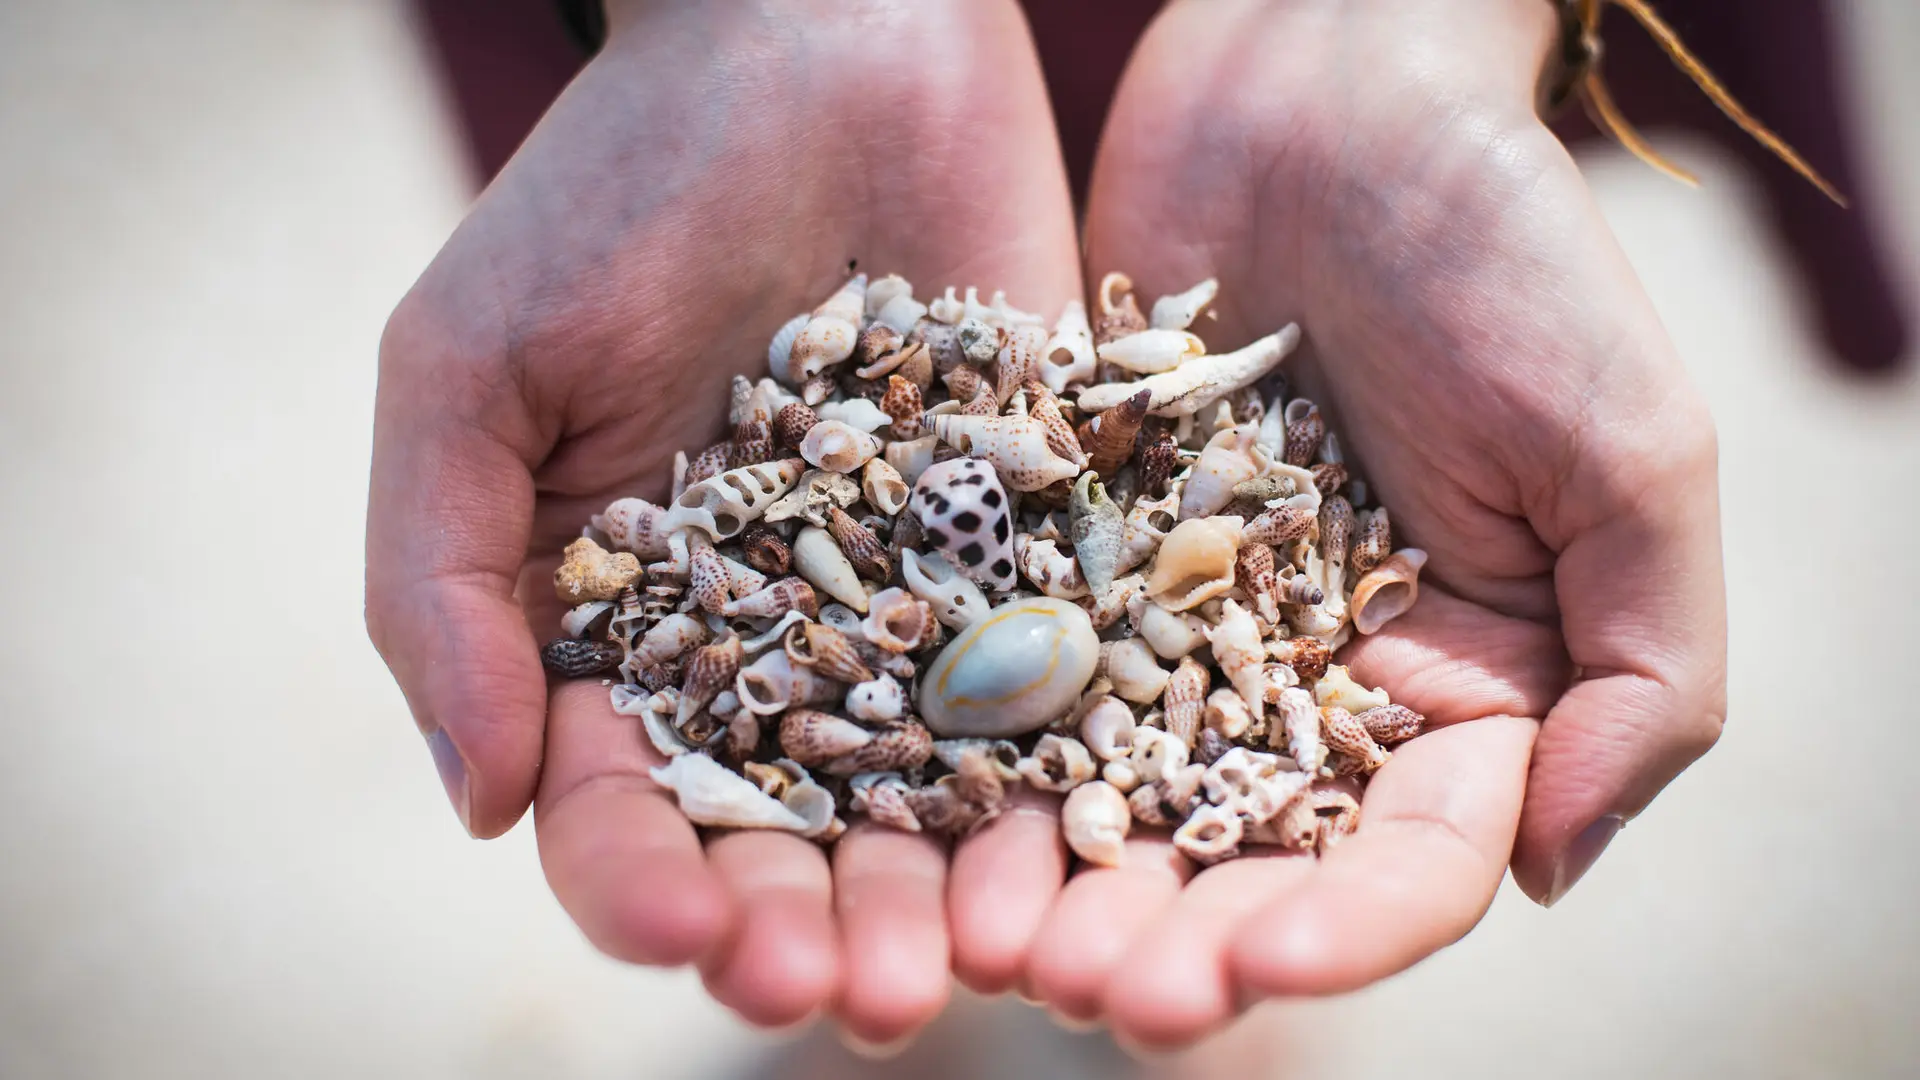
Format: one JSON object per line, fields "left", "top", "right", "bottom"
{"left": 2, "top": 1, "right": 1916, "bottom": 1077}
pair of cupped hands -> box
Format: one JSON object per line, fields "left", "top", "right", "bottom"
{"left": 365, "top": 0, "right": 1727, "bottom": 1052}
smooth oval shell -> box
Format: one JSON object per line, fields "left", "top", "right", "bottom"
{"left": 917, "top": 598, "right": 1099, "bottom": 738}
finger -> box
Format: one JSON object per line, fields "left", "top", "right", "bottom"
{"left": 366, "top": 295, "right": 550, "bottom": 837}
{"left": 1340, "top": 585, "right": 1569, "bottom": 727}
{"left": 1230, "top": 715, "right": 1536, "bottom": 997}
{"left": 534, "top": 680, "right": 733, "bottom": 967}
{"left": 699, "top": 831, "right": 838, "bottom": 1028}
{"left": 831, "top": 824, "right": 951, "bottom": 1047}
{"left": 1103, "top": 852, "right": 1314, "bottom": 1050}
{"left": 1515, "top": 411, "right": 1728, "bottom": 905}
{"left": 947, "top": 792, "right": 1068, "bottom": 994}
{"left": 1025, "top": 834, "right": 1193, "bottom": 1022}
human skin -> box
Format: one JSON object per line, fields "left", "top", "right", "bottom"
{"left": 366, "top": 0, "right": 1728, "bottom": 1051}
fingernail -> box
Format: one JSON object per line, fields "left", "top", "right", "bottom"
{"left": 1546, "top": 814, "right": 1624, "bottom": 906}
{"left": 425, "top": 726, "right": 473, "bottom": 835}
{"left": 835, "top": 1027, "right": 914, "bottom": 1060}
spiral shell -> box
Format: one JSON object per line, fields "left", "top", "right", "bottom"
{"left": 779, "top": 708, "right": 874, "bottom": 766}
{"left": 1137, "top": 430, "right": 1179, "bottom": 497}
{"left": 1101, "top": 637, "right": 1171, "bottom": 704}
{"left": 1135, "top": 601, "right": 1209, "bottom": 660}
{"left": 784, "top": 621, "right": 875, "bottom": 684}
{"left": 862, "top": 587, "right": 935, "bottom": 653}
{"left": 730, "top": 411, "right": 775, "bottom": 470}
{"left": 1181, "top": 424, "right": 1261, "bottom": 520}
{"left": 855, "top": 322, "right": 903, "bottom": 368}
{"left": 1149, "top": 277, "right": 1218, "bottom": 331}
{"left": 825, "top": 505, "right": 890, "bottom": 581}
{"left": 1350, "top": 548, "right": 1427, "bottom": 635}
{"left": 1145, "top": 516, "right": 1244, "bottom": 611}
{"left": 559, "top": 599, "right": 615, "bottom": 640}
{"left": 541, "top": 637, "right": 622, "bottom": 678}
{"left": 1162, "top": 655, "right": 1211, "bottom": 748}
{"left": 719, "top": 576, "right": 817, "bottom": 621}
{"left": 1078, "top": 694, "right": 1137, "bottom": 761}
{"left": 687, "top": 545, "right": 734, "bottom": 614}
{"left": 1016, "top": 733, "right": 1097, "bottom": 793}
{"left": 1276, "top": 564, "right": 1325, "bottom": 606}
{"left": 1204, "top": 599, "right": 1269, "bottom": 718}
{"left": 592, "top": 498, "right": 674, "bottom": 560}
{"left": 651, "top": 752, "right": 813, "bottom": 833}
{"left": 1321, "top": 705, "right": 1391, "bottom": 773}
{"left": 931, "top": 413, "right": 1081, "bottom": 492}
{"left": 631, "top": 612, "right": 709, "bottom": 670}
{"left": 1203, "top": 688, "right": 1256, "bottom": 741}
{"left": 735, "top": 649, "right": 844, "bottom": 716}
{"left": 816, "top": 395, "right": 890, "bottom": 433}
{"left": 850, "top": 773, "right": 922, "bottom": 832}
{"left": 1066, "top": 472, "right": 1126, "bottom": 596}
{"left": 774, "top": 402, "right": 821, "bottom": 449}
{"left": 875, "top": 374, "right": 924, "bottom": 440}
{"left": 1094, "top": 272, "right": 1148, "bottom": 346}
{"left": 1267, "top": 635, "right": 1331, "bottom": 681}
{"left": 687, "top": 442, "right": 732, "bottom": 488}
{"left": 1235, "top": 541, "right": 1281, "bottom": 625}
{"left": 825, "top": 720, "right": 934, "bottom": 776}
{"left": 1026, "top": 384, "right": 1087, "bottom": 466}
{"left": 1098, "top": 328, "right": 1205, "bottom": 374}
{"left": 553, "top": 536, "right": 641, "bottom": 604}
{"left": 1202, "top": 747, "right": 1310, "bottom": 825}
{"left": 1243, "top": 502, "right": 1316, "bottom": 546}
{"left": 792, "top": 524, "right": 869, "bottom": 613}
{"left": 993, "top": 324, "right": 1048, "bottom": 405}
{"left": 676, "top": 636, "right": 744, "bottom": 726}
{"left": 1317, "top": 494, "right": 1355, "bottom": 599}
{"left": 799, "top": 420, "right": 882, "bottom": 474}
{"left": 1283, "top": 399, "right": 1325, "bottom": 467}
{"left": 1062, "top": 780, "right": 1131, "bottom": 867}
{"left": 739, "top": 524, "right": 792, "bottom": 576}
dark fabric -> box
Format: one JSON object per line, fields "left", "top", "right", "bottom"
{"left": 555, "top": 0, "right": 608, "bottom": 54}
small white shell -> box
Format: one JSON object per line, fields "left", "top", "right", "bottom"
{"left": 1040, "top": 300, "right": 1096, "bottom": 394}
{"left": 931, "top": 737, "right": 1023, "bottom": 781}
{"left": 1314, "top": 664, "right": 1392, "bottom": 714}
{"left": 1079, "top": 695, "right": 1138, "bottom": 761}
{"left": 560, "top": 600, "right": 614, "bottom": 639}
{"left": 1102, "top": 758, "right": 1143, "bottom": 793}
{"left": 900, "top": 548, "right": 992, "bottom": 630}
{"left": 793, "top": 525, "right": 869, "bottom": 613}
{"left": 1076, "top": 325, "right": 1299, "bottom": 418}
{"left": 1203, "top": 688, "right": 1255, "bottom": 741}
{"left": 737, "top": 610, "right": 810, "bottom": 654}
{"left": 861, "top": 457, "right": 910, "bottom": 516}
{"left": 884, "top": 434, "right": 941, "bottom": 488}
{"left": 1180, "top": 424, "right": 1261, "bottom": 520}
{"left": 862, "top": 586, "right": 935, "bottom": 652}
{"left": 592, "top": 497, "right": 676, "bottom": 559}
{"left": 1173, "top": 803, "right": 1244, "bottom": 865}
{"left": 800, "top": 420, "right": 882, "bottom": 474}
{"left": 1276, "top": 686, "right": 1326, "bottom": 774}
{"left": 1128, "top": 725, "right": 1190, "bottom": 785}
{"left": 651, "top": 753, "right": 812, "bottom": 832}
{"left": 930, "top": 413, "right": 1081, "bottom": 492}
{"left": 1016, "top": 733, "right": 1098, "bottom": 792}
{"left": 1097, "top": 329, "right": 1206, "bottom": 373}
{"left": 1350, "top": 549, "right": 1428, "bottom": 635}
{"left": 768, "top": 313, "right": 809, "bottom": 383}
{"left": 612, "top": 686, "right": 694, "bottom": 758}
{"left": 1062, "top": 780, "right": 1131, "bottom": 867}
{"left": 1115, "top": 489, "right": 1180, "bottom": 577}
{"left": 736, "top": 649, "right": 843, "bottom": 716}
{"left": 1138, "top": 602, "right": 1211, "bottom": 660}
{"left": 815, "top": 397, "right": 891, "bottom": 434}
{"left": 1205, "top": 598, "right": 1269, "bottom": 716}
{"left": 818, "top": 602, "right": 867, "bottom": 640}
{"left": 846, "top": 674, "right": 906, "bottom": 723}
{"left": 631, "top": 612, "right": 709, "bottom": 669}
{"left": 1150, "top": 278, "right": 1218, "bottom": 330}
{"left": 661, "top": 458, "right": 807, "bottom": 540}
{"left": 876, "top": 293, "right": 929, "bottom": 336}
{"left": 865, "top": 273, "right": 914, "bottom": 317}
{"left": 1103, "top": 637, "right": 1172, "bottom": 703}
{"left": 1014, "top": 535, "right": 1090, "bottom": 600}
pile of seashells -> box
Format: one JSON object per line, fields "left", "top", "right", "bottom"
{"left": 542, "top": 271, "right": 1430, "bottom": 866}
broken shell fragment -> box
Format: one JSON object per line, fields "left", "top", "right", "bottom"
{"left": 1097, "top": 328, "right": 1205, "bottom": 374}
{"left": 784, "top": 621, "right": 876, "bottom": 684}
{"left": 1174, "top": 804, "right": 1244, "bottom": 865}
{"left": 1102, "top": 637, "right": 1172, "bottom": 704}
{"left": 554, "top": 537, "right": 641, "bottom": 604}
{"left": 1149, "top": 278, "right": 1218, "bottom": 330}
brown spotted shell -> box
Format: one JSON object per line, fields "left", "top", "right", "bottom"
{"left": 731, "top": 411, "right": 774, "bottom": 469}
{"left": 1357, "top": 703, "right": 1424, "bottom": 745}
{"left": 784, "top": 621, "right": 875, "bottom": 685}
{"left": 1311, "top": 461, "right": 1348, "bottom": 496}
{"left": 1080, "top": 388, "right": 1149, "bottom": 480}
{"left": 779, "top": 708, "right": 873, "bottom": 766}
{"left": 1243, "top": 502, "right": 1315, "bottom": 545}
{"left": 1162, "top": 655, "right": 1211, "bottom": 748}
{"left": 686, "top": 442, "right": 731, "bottom": 486}
{"left": 827, "top": 505, "right": 891, "bottom": 581}
{"left": 1320, "top": 706, "right": 1390, "bottom": 772}
{"left": 826, "top": 720, "right": 934, "bottom": 776}
{"left": 1283, "top": 402, "right": 1325, "bottom": 467}
{"left": 541, "top": 637, "right": 622, "bottom": 678}
{"left": 1136, "top": 429, "right": 1178, "bottom": 498}
{"left": 1094, "top": 272, "right": 1148, "bottom": 346}
{"left": 1268, "top": 635, "right": 1331, "bottom": 681}
{"left": 1350, "top": 507, "right": 1391, "bottom": 577}
{"left": 679, "top": 636, "right": 744, "bottom": 715}
{"left": 773, "top": 402, "right": 820, "bottom": 449}
{"left": 881, "top": 374, "right": 924, "bottom": 440}
{"left": 740, "top": 523, "right": 792, "bottom": 576}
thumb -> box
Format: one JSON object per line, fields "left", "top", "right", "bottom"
{"left": 365, "top": 287, "right": 549, "bottom": 838}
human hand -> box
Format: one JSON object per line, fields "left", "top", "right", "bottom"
{"left": 364, "top": 0, "right": 1083, "bottom": 1043}
{"left": 1017, "top": 0, "right": 1728, "bottom": 1047}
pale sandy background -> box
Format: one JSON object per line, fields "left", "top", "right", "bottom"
{"left": 2, "top": 3, "right": 1917, "bottom": 1078}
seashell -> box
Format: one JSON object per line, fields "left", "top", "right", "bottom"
{"left": 1137, "top": 602, "right": 1210, "bottom": 660}
{"left": 686, "top": 442, "right": 731, "bottom": 488}
{"left": 1287, "top": 601, "right": 1344, "bottom": 641}
{"left": 1059, "top": 476, "right": 1121, "bottom": 599}
{"left": 1137, "top": 430, "right": 1180, "bottom": 497}
{"left": 1277, "top": 686, "right": 1327, "bottom": 774}
{"left": 731, "top": 411, "right": 775, "bottom": 470}
{"left": 909, "top": 458, "right": 1016, "bottom": 590}
{"left": 1077, "top": 389, "right": 1149, "bottom": 482}
{"left": 792, "top": 525, "right": 868, "bottom": 613}
{"left": 931, "top": 413, "right": 1081, "bottom": 492}
{"left": 898, "top": 545, "right": 990, "bottom": 630}
{"left": 917, "top": 597, "right": 1100, "bottom": 738}
{"left": 739, "top": 523, "right": 792, "bottom": 576}
{"left": 853, "top": 462, "right": 908, "bottom": 524}
{"left": 784, "top": 273, "right": 865, "bottom": 382}
{"left": 662, "top": 458, "right": 807, "bottom": 540}
{"left": 904, "top": 774, "right": 997, "bottom": 837}
{"left": 1321, "top": 705, "right": 1391, "bottom": 773}
{"left": 1145, "top": 515, "right": 1244, "bottom": 611}
{"left": 767, "top": 312, "right": 811, "bottom": 385}
{"left": 1180, "top": 424, "right": 1262, "bottom": 520}
{"left": 1206, "top": 598, "right": 1270, "bottom": 712}
{"left": 631, "top": 612, "right": 709, "bottom": 669}
{"left": 1094, "top": 272, "right": 1148, "bottom": 346}
{"left": 1266, "top": 635, "right": 1331, "bottom": 681}
{"left": 818, "top": 602, "right": 865, "bottom": 641}
{"left": 883, "top": 434, "right": 940, "bottom": 490}
{"left": 1283, "top": 399, "right": 1325, "bottom": 467}
{"left": 846, "top": 673, "right": 906, "bottom": 723}
{"left": 1275, "top": 563, "right": 1325, "bottom": 606}
{"left": 865, "top": 273, "right": 913, "bottom": 317}
{"left": 1235, "top": 541, "right": 1281, "bottom": 625}
{"left": 559, "top": 600, "right": 615, "bottom": 640}
{"left": 1203, "top": 688, "right": 1256, "bottom": 741}
{"left": 1075, "top": 326, "right": 1298, "bottom": 418}
{"left": 553, "top": 537, "right": 641, "bottom": 603}
{"left": 815, "top": 395, "right": 890, "bottom": 433}
{"left": 1115, "top": 488, "right": 1179, "bottom": 576}
{"left": 784, "top": 621, "right": 875, "bottom": 684}
{"left": 1128, "top": 726, "right": 1192, "bottom": 789}
{"left": 1310, "top": 461, "right": 1348, "bottom": 496}
{"left": 541, "top": 637, "right": 622, "bottom": 677}
{"left": 651, "top": 752, "right": 813, "bottom": 832}
{"left": 1310, "top": 786, "right": 1362, "bottom": 854}
{"left": 1016, "top": 733, "right": 1098, "bottom": 792}
{"left": 1161, "top": 655, "right": 1211, "bottom": 747}
{"left": 1350, "top": 548, "right": 1427, "bottom": 635}
{"left": 778, "top": 769, "right": 840, "bottom": 839}
{"left": 1349, "top": 507, "right": 1391, "bottom": 577}
{"left": 735, "top": 649, "right": 845, "bottom": 716}
{"left": 1194, "top": 726, "right": 1235, "bottom": 765}
{"left": 850, "top": 773, "right": 922, "bottom": 833}
{"left": 942, "top": 363, "right": 987, "bottom": 405}
{"left": 675, "top": 635, "right": 744, "bottom": 725}
{"left": 1316, "top": 495, "right": 1355, "bottom": 603}
{"left": 799, "top": 420, "right": 882, "bottom": 474}
{"left": 1253, "top": 793, "right": 1320, "bottom": 852}
{"left": 688, "top": 545, "right": 737, "bottom": 614}
{"left": 1102, "top": 758, "right": 1143, "bottom": 793}
{"left": 1098, "top": 328, "right": 1206, "bottom": 374}
{"left": 762, "top": 468, "right": 861, "bottom": 528}
{"left": 931, "top": 737, "right": 1024, "bottom": 783}
{"left": 1350, "top": 704, "right": 1422, "bottom": 746}
{"left": 1150, "top": 278, "right": 1218, "bottom": 330}
{"left": 822, "top": 506, "right": 888, "bottom": 582}
{"left": 1078, "top": 572, "right": 1146, "bottom": 631}
{"left": 1314, "top": 664, "right": 1391, "bottom": 714}
{"left": 1243, "top": 502, "right": 1316, "bottom": 546}
{"left": 1078, "top": 695, "right": 1137, "bottom": 761}
{"left": 876, "top": 293, "right": 930, "bottom": 337}
{"left": 1040, "top": 300, "right": 1097, "bottom": 393}
{"left": 1026, "top": 384, "right": 1087, "bottom": 465}
{"left": 719, "top": 575, "right": 817, "bottom": 620}
{"left": 1101, "top": 637, "right": 1172, "bottom": 704}
{"left": 1227, "top": 475, "right": 1291, "bottom": 519}
{"left": 723, "top": 707, "right": 759, "bottom": 760}
{"left": 877, "top": 374, "right": 925, "bottom": 440}
{"left": 912, "top": 317, "right": 966, "bottom": 373}
{"left": 994, "top": 325, "right": 1049, "bottom": 405}
{"left": 592, "top": 497, "right": 675, "bottom": 560}
{"left": 855, "top": 322, "right": 904, "bottom": 369}
{"left": 1202, "top": 747, "right": 1310, "bottom": 824}
{"left": 1014, "top": 535, "right": 1090, "bottom": 599}
{"left": 825, "top": 719, "right": 934, "bottom": 776}
{"left": 773, "top": 402, "right": 820, "bottom": 449}
{"left": 1062, "top": 780, "right": 1131, "bottom": 867}
{"left": 737, "top": 610, "right": 811, "bottom": 655}
{"left": 670, "top": 449, "right": 691, "bottom": 503}
{"left": 862, "top": 587, "right": 934, "bottom": 653}
{"left": 728, "top": 374, "right": 758, "bottom": 427}
{"left": 957, "top": 317, "right": 1001, "bottom": 366}
{"left": 779, "top": 708, "right": 874, "bottom": 766}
